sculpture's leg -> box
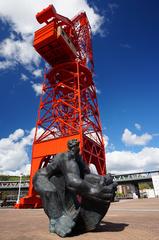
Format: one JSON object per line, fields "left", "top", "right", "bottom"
{"left": 49, "top": 176, "right": 79, "bottom": 237}
{"left": 33, "top": 173, "right": 64, "bottom": 232}
{"left": 33, "top": 173, "right": 78, "bottom": 237}
{"left": 78, "top": 198, "right": 110, "bottom": 232}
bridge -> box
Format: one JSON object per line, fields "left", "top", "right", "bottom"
{"left": 0, "top": 170, "right": 159, "bottom": 195}
{"left": 0, "top": 180, "right": 29, "bottom": 191}
{"left": 113, "top": 170, "right": 159, "bottom": 184}
{"left": 112, "top": 170, "right": 159, "bottom": 198}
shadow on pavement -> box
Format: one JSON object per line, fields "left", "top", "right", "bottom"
{"left": 94, "top": 221, "right": 129, "bottom": 232}
{"left": 69, "top": 221, "right": 128, "bottom": 237}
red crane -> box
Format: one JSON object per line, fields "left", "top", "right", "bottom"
{"left": 15, "top": 5, "right": 106, "bottom": 208}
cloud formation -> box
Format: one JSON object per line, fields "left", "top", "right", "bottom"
{"left": 0, "top": 36, "right": 40, "bottom": 70}
{"left": 21, "top": 74, "right": 29, "bottom": 81}
{"left": 135, "top": 123, "right": 141, "bottom": 130}
{"left": 0, "top": 0, "right": 104, "bottom": 36}
{"left": 32, "top": 69, "right": 42, "bottom": 78}
{"left": 0, "top": 126, "right": 159, "bottom": 176}
{"left": 0, "top": 0, "right": 104, "bottom": 92}
{"left": 103, "top": 134, "right": 109, "bottom": 148}
{"left": 120, "top": 43, "right": 132, "bottom": 49}
{"left": 122, "top": 128, "right": 152, "bottom": 146}
{"left": 0, "top": 60, "right": 13, "bottom": 70}
{"left": 95, "top": 87, "right": 101, "bottom": 95}
{"left": 108, "top": 3, "right": 119, "bottom": 15}
{"left": 0, "top": 128, "right": 35, "bottom": 175}
{"left": 105, "top": 126, "right": 159, "bottom": 173}
{"left": 107, "top": 147, "right": 159, "bottom": 174}
{"left": 32, "top": 83, "right": 43, "bottom": 96}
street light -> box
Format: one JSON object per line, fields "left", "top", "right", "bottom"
{"left": 16, "top": 173, "right": 22, "bottom": 204}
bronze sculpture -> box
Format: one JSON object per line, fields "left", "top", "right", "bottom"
{"left": 33, "top": 139, "right": 117, "bottom": 237}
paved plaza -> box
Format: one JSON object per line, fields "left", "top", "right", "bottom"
{"left": 0, "top": 198, "right": 159, "bottom": 240}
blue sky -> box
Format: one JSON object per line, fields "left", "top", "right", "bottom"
{"left": 0, "top": 0, "right": 159, "bottom": 175}
{"left": 94, "top": 0, "right": 159, "bottom": 147}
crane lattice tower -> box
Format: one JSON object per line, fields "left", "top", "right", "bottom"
{"left": 16, "top": 5, "right": 106, "bottom": 208}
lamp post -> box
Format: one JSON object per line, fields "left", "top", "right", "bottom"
{"left": 16, "top": 173, "right": 22, "bottom": 204}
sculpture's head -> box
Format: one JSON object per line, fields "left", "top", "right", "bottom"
{"left": 67, "top": 139, "right": 80, "bottom": 156}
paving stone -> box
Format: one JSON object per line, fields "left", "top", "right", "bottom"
{"left": 0, "top": 198, "right": 159, "bottom": 240}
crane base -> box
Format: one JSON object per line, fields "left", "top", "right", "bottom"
{"left": 14, "top": 195, "right": 42, "bottom": 209}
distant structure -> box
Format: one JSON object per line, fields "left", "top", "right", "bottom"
{"left": 15, "top": 4, "right": 106, "bottom": 208}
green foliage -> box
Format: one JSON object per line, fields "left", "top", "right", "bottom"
{"left": 0, "top": 175, "right": 10, "bottom": 181}
{"left": 116, "top": 192, "right": 124, "bottom": 197}
{"left": 139, "top": 182, "right": 153, "bottom": 190}
{"left": 0, "top": 175, "right": 30, "bottom": 181}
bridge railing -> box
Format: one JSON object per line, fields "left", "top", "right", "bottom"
{"left": 0, "top": 180, "right": 29, "bottom": 189}
{"left": 113, "top": 170, "right": 159, "bottom": 182}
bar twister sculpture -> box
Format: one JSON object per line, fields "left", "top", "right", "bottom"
{"left": 33, "top": 139, "right": 117, "bottom": 237}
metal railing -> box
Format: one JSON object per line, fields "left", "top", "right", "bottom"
{"left": 113, "top": 170, "right": 159, "bottom": 183}
{"left": 0, "top": 180, "right": 29, "bottom": 190}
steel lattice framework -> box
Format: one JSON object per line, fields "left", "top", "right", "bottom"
{"left": 15, "top": 5, "right": 106, "bottom": 208}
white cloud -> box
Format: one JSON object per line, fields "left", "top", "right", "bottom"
{"left": 95, "top": 87, "right": 101, "bottom": 95}
{"left": 0, "top": 60, "right": 13, "bottom": 70}
{"left": 9, "top": 129, "right": 25, "bottom": 141}
{"left": 122, "top": 128, "right": 152, "bottom": 146}
{"left": 0, "top": 1, "right": 104, "bottom": 36}
{"left": 135, "top": 123, "right": 141, "bottom": 130}
{"left": 0, "top": 37, "right": 40, "bottom": 70}
{"left": 0, "top": 0, "right": 104, "bottom": 74}
{"left": 103, "top": 134, "right": 109, "bottom": 148}
{"left": 103, "top": 134, "right": 115, "bottom": 152}
{"left": 108, "top": 3, "right": 119, "bottom": 15}
{"left": 120, "top": 43, "right": 132, "bottom": 49}
{"left": 2, "top": 164, "right": 31, "bottom": 176}
{"left": 32, "top": 83, "right": 42, "bottom": 96}
{"left": 107, "top": 147, "right": 159, "bottom": 174}
{"left": 1, "top": 127, "right": 158, "bottom": 176}
{"left": 0, "top": 128, "right": 35, "bottom": 175}
{"left": 33, "top": 69, "right": 42, "bottom": 78}
{"left": 153, "top": 133, "right": 159, "bottom": 137}
{"left": 21, "top": 73, "right": 28, "bottom": 81}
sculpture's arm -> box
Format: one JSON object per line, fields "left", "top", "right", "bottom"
{"left": 65, "top": 159, "right": 91, "bottom": 192}
{"left": 77, "top": 155, "right": 90, "bottom": 176}
{"left": 65, "top": 160, "right": 115, "bottom": 202}
{"left": 33, "top": 154, "right": 63, "bottom": 193}
{"left": 34, "top": 154, "right": 62, "bottom": 179}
